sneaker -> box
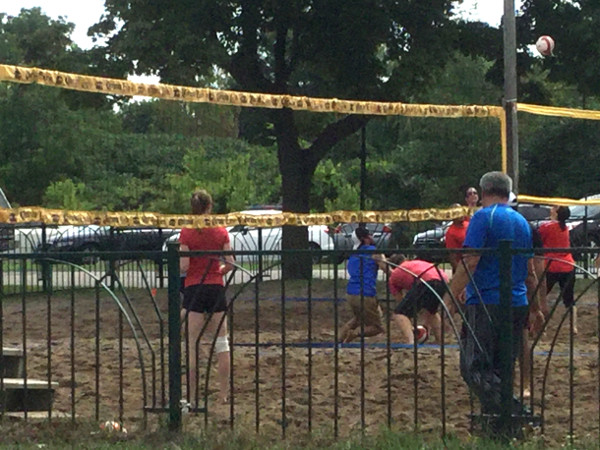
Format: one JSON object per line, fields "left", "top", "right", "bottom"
{"left": 415, "top": 325, "right": 429, "bottom": 344}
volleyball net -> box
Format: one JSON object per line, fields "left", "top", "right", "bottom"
{"left": 0, "top": 63, "right": 599, "bottom": 227}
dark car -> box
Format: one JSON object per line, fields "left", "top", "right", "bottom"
{"left": 329, "top": 222, "right": 394, "bottom": 263}
{"left": 566, "top": 194, "right": 600, "bottom": 249}
{"left": 411, "top": 203, "right": 552, "bottom": 262}
{"left": 35, "top": 225, "right": 178, "bottom": 264}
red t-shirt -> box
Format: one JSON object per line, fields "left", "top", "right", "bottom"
{"left": 389, "top": 260, "right": 449, "bottom": 296}
{"left": 445, "top": 219, "right": 469, "bottom": 249}
{"left": 538, "top": 221, "right": 575, "bottom": 273}
{"left": 179, "top": 227, "right": 230, "bottom": 286}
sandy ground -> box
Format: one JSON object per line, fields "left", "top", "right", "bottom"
{"left": 2, "top": 277, "right": 599, "bottom": 445}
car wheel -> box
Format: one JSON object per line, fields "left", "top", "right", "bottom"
{"left": 80, "top": 243, "right": 101, "bottom": 265}
{"left": 309, "top": 242, "right": 322, "bottom": 264}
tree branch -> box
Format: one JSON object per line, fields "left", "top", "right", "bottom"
{"left": 307, "top": 115, "right": 371, "bottom": 169}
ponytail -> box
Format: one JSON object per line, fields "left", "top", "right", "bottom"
{"left": 556, "top": 206, "right": 570, "bottom": 231}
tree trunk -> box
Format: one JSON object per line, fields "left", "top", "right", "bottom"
{"left": 274, "top": 109, "right": 315, "bottom": 279}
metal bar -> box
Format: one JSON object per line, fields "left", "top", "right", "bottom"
{"left": 569, "top": 307, "right": 574, "bottom": 444}
{"left": 95, "top": 283, "right": 100, "bottom": 421}
{"left": 167, "top": 242, "right": 182, "bottom": 431}
{"left": 386, "top": 271, "right": 392, "bottom": 428}
{"left": 280, "top": 272, "right": 287, "bottom": 438}
{"left": 307, "top": 277, "right": 313, "bottom": 433}
{"left": 21, "top": 259, "right": 27, "bottom": 420}
{"left": 46, "top": 268, "right": 52, "bottom": 420}
{"left": 333, "top": 253, "right": 339, "bottom": 439}
{"left": 229, "top": 293, "right": 235, "bottom": 430}
{"left": 119, "top": 301, "right": 124, "bottom": 424}
{"left": 359, "top": 257, "right": 365, "bottom": 432}
{"left": 70, "top": 268, "right": 76, "bottom": 424}
{"left": 254, "top": 276, "right": 260, "bottom": 433}
{"left": 441, "top": 294, "right": 446, "bottom": 437}
{"left": 498, "top": 240, "right": 514, "bottom": 436}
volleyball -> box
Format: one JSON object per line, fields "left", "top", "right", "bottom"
{"left": 415, "top": 325, "right": 429, "bottom": 345}
{"left": 535, "top": 35, "right": 555, "bottom": 56}
{"left": 100, "top": 420, "right": 127, "bottom": 434}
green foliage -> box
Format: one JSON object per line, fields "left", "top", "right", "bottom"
{"left": 43, "top": 179, "right": 94, "bottom": 210}
{"left": 160, "top": 139, "right": 281, "bottom": 214}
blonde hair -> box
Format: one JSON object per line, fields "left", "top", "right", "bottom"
{"left": 190, "top": 189, "right": 212, "bottom": 215}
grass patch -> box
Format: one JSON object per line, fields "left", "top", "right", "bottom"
{"left": 0, "top": 420, "right": 596, "bottom": 449}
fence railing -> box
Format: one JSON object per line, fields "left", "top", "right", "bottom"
{"left": 0, "top": 244, "right": 598, "bottom": 445}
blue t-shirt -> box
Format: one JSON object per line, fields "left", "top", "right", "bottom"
{"left": 463, "top": 203, "right": 532, "bottom": 306}
{"left": 346, "top": 244, "right": 378, "bottom": 297}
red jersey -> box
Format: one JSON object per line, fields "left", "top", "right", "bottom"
{"left": 179, "top": 227, "right": 230, "bottom": 286}
{"left": 445, "top": 219, "right": 469, "bottom": 249}
{"left": 538, "top": 221, "right": 575, "bottom": 273}
{"left": 389, "top": 260, "right": 448, "bottom": 296}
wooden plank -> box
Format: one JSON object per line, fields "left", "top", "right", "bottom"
{"left": 1, "top": 348, "right": 23, "bottom": 357}
{"left": 1, "top": 378, "right": 58, "bottom": 389}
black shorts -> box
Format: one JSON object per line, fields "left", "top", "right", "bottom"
{"left": 183, "top": 284, "right": 227, "bottom": 313}
{"left": 394, "top": 279, "right": 446, "bottom": 317}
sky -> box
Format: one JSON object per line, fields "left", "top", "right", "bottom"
{"left": 2, "top": 0, "right": 513, "bottom": 50}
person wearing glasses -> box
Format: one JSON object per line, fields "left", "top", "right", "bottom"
{"left": 465, "top": 187, "right": 479, "bottom": 208}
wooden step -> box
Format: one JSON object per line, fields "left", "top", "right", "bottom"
{"left": 0, "top": 378, "right": 58, "bottom": 412}
{"left": 0, "top": 348, "right": 24, "bottom": 378}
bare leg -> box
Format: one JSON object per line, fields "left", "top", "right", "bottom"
{"left": 520, "top": 328, "right": 532, "bottom": 398}
{"left": 393, "top": 313, "right": 414, "bottom": 344}
{"left": 185, "top": 311, "right": 205, "bottom": 405}
{"left": 422, "top": 311, "right": 442, "bottom": 343}
{"left": 203, "top": 312, "right": 230, "bottom": 402}
{"left": 572, "top": 306, "right": 578, "bottom": 335}
{"left": 340, "top": 318, "right": 358, "bottom": 343}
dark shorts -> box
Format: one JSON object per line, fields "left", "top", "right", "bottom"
{"left": 394, "top": 279, "right": 446, "bottom": 317}
{"left": 546, "top": 270, "right": 576, "bottom": 307}
{"left": 183, "top": 284, "right": 227, "bottom": 313}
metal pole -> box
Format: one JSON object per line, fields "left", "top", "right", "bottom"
{"left": 360, "top": 125, "right": 367, "bottom": 211}
{"left": 498, "top": 240, "right": 514, "bottom": 438}
{"left": 504, "top": 0, "right": 519, "bottom": 192}
{"left": 167, "top": 242, "right": 182, "bottom": 430}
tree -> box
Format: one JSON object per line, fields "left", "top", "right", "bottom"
{"left": 520, "top": 0, "right": 600, "bottom": 101}
{"left": 92, "top": 1, "right": 483, "bottom": 278}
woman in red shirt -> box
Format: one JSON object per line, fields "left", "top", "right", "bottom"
{"left": 538, "top": 205, "right": 577, "bottom": 333}
{"left": 179, "top": 190, "right": 234, "bottom": 405}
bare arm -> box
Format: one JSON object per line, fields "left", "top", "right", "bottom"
{"left": 219, "top": 241, "right": 235, "bottom": 275}
{"left": 373, "top": 253, "right": 388, "bottom": 272}
{"left": 443, "top": 253, "right": 480, "bottom": 313}
{"left": 179, "top": 243, "right": 190, "bottom": 273}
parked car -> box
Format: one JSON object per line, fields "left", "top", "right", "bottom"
{"left": 412, "top": 202, "right": 552, "bottom": 262}
{"left": 566, "top": 194, "right": 600, "bottom": 249}
{"left": 328, "top": 222, "right": 394, "bottom": 264}
{"left": 35, "top": 225, "right": 178, "bottom": 264}
{"left": 163, "top": 208, "right": 335, "bottom": 265}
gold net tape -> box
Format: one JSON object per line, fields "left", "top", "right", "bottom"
{"left": 518, "top": 103, "right": 600, "bottom": 120}
{"left": 518, "top": 195, "right": 600, "bottom": 207}
{"left": 0, "top": 64, "right": 504, "bottom": 118}
{"left": 0, "top": 206, "right": 474, "bottom": 228}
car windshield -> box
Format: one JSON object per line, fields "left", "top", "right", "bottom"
{"left": 570, "top": 194, "right": 600, "bottom": 218}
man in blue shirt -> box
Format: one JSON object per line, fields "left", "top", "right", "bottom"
{"left": 442, "top": 172, "right": 544, "bottom": 429}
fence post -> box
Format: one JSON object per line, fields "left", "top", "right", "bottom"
{"left": 498, "top": 239, "right": 514, "bottom": 437}
{"left": 167, "top": 242, "right": 182, "bottom": 430}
